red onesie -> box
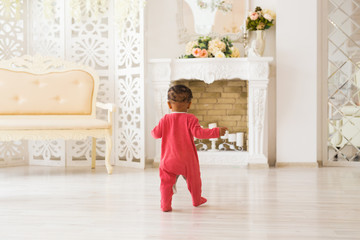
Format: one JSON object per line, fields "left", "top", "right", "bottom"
{"left": 151, "top": 112, "right": 219, "bottom": 211}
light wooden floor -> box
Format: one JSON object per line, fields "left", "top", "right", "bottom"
{"left": 1, "top": 165, "right": 360, "bottom": 240}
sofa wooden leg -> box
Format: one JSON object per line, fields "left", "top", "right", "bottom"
{"left": 105, "top": 135, "right": 113, "bottom": 174}
{"left": 91, "top": 137, "right": 96, "bottom": 169}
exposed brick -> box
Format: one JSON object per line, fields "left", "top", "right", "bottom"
{"left": 191, "top": 87, "right": 205, "bottom": 92}
{"left": 217, "top": 98, "right": 236, "bottom": 104}
{"left": 221, "top": 93, "right": 240, "bottom": 98}
{"left": 210, "top": 81, "right": 228, "bottom": 87}
{"left": 193, "top": 93, "right": 202, "bottom": 98}
{"left": 235, "top": 104, "right": 247, "bottom": 110}
{"left": 199, "top": 98, "right": 217, "bottom": 104}
{"left": 189, "top": 81, "right": 206, "bottom": 87}
{"left": 188, "top": 109, "right": 208, "bottom": 115}
{"left": 213, "top": 104, "right": 233, "bottom": 110}
{"left": 237, "top": 122, "right": 248, "bottom": 127}
{"left": 235, "top": 98, "right": 247, "bottom": 104}
{"left": 194, "top": 104, "right": 213, "bottom": 110}
{"left": 218, "top": 121, "right": 237, "bottom": 127}
{"left": 227, "top": 81, "right": 246, "bottom": 87}
{"left": 202, "top": 92, "right": 221, "bottom": 98}
{"left": 206, "top": 86, "right": 223, "bottom": 93}
{"left": 222, "top": 116, "right": 241, "bottom": 121}
{"left": 203, "top": 116, "right": 221, "bottom": 122}
{"left": 223, "top": 87, "right": 242, "bottom": 93}
{"left": 228, "top": 109, "right": 246, "bottom": 115}
{"left": 167, "top": 80, "right": 248, "bottom": 135}
{"left": 208, "top": 110, "right": 226, "bottom": 115}
{"left": 232, "top": 127, "right": 248, "bottom": 132}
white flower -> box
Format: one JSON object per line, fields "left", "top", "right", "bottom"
{"left": 214, "top": 51, "right": 225, "bottom": 58}
{"left": 208, "top": 38, "right": 226, "bottom": 55}
{"left": 263, "top": 9, "right": 276, "bottom": 20}
{"left": 263, "top": 13, "right": 272, "bottom": 22}
{"left": 185, "top": 41, "right": 197, "bottom": 55}
{"left": 230, "top": 46, "right": 240, "bottom": 58}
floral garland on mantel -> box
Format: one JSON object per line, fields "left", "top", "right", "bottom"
{"left": 180, "top": 36, "right": 240, "bottom": 59}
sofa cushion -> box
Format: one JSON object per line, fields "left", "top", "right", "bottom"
{"left": 0, "top": 118, "right": 110, "bottom": 130}
{"left": 0, "top": 69, "right": 94, "bottom": 115}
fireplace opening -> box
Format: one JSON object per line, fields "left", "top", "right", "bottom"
{"left": 173, "top": 79, "right": 248, "bottom": 150}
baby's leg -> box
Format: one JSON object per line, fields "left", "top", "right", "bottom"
{"left": 159, "top": 168, "right": 177, "bottom": 212}
{"left": 185, "top": 171, "right": 207, "bottom": 207}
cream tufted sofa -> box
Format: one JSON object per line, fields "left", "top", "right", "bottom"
{"left": 0, "top": 55, "right": 114, "bottom": 174}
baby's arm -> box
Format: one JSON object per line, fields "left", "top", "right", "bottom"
{"left": 190, "top": 118, "right": 227, "bottom": 139}
{"left": 151, "top": 119, "right": 163, "bottom": 139}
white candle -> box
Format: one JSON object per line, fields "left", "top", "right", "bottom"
{"left": 208, "top": 123, "right": 217, "bottom": 129}
{"left": 236, "top": 132, "right": 244, "bottom": 147}
{"left": 228, "top": 133, "right": 236, "bottom": 142}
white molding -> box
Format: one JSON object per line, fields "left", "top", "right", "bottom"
{"left": 198, "top": 151, "right": 249, "bottom": 165}
{"left": 149, "top": 57, "right": 273, "bottom": 166}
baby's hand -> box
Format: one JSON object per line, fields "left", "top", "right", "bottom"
{"left": 219, "top": 127, "right": 228, "bottom": 136}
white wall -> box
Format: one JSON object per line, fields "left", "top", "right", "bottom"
{"left": 276, "top": 0, "right": 318, "bottom": 164}
{"left": 145, "top": 0, "right": 278, "bottom": 165}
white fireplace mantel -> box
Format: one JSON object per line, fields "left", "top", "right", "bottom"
{"left": 149, "top": 57, "right": 273, "bottom": 167}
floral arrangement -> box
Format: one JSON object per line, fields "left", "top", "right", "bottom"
{"left": 180, "top": 36, "right": 240, "bottom": 59}
{"left": 246, "top": 6, "right": 276, "bottom": 31}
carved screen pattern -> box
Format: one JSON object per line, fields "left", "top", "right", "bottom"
{"left": 0, "top": 0, "right": 144, "bottom": 168}
{"left": 28, "top": 0, "right": 67, "bottom": 166}
{"left": 115, "top": 6, "right": 144, "bottom": 167}
{"left": 327, "top": 0, "right": 360, "bottom": 164}
{"left": 0, "top": 1, "right": 27, "bottom": 165}
{"left": 66, "top": 17, "right": 110, "bottom": 165}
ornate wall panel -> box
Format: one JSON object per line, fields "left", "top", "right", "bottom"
{"left": 28, "top": 0, "right": 66, "bottom": 166}
{"left": 66, "top": 14, "right": 111, "bottom": 166}
{"left": 115, "top": 2, "right": 145, "bottom": 167}
{"left": 0, "top": 0, "right": 145, "bottom": 169}
{"left": 0, "top": 0, "right": 27, "bottom": 166}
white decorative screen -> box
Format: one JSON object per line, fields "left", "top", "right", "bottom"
{"left": 0, "top": 0, "right": 27, "bottom": 166}
{"left": 0, "top": 0, "right": 145, "bottom": 169}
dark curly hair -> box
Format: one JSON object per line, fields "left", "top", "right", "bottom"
{"left": 167, "top": 84, "right": 193, "bottom": 103}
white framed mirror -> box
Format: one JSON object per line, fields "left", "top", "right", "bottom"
{"left": 177, "top": 0, "right": 249, "bottom": 43}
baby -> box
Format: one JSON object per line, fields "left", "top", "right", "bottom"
{"left": 151, "top": 84, "right": 227, "bottom": 212}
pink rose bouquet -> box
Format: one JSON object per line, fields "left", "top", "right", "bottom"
{"left": 246, "top": 6, "right": 276, "bottom": 31}
{"left": 180, "top": 36, "right": 239, "bottom": 59}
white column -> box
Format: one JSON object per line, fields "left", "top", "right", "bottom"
{"left": 247, "top": 59, "right": 270, "bottom": 166}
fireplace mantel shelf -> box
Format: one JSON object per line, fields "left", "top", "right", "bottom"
{"left": 149, "top": 57, "right": 273, "bottom": 167}
{"left": 150, "top": 57, "right": 273, "bottom": 84}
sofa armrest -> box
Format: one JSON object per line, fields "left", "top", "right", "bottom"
{"left": 96, "top": 102, "right": 115, "bottom": 112}
{"left": 96, "top": 102, "right": 115, "bottom": 126}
